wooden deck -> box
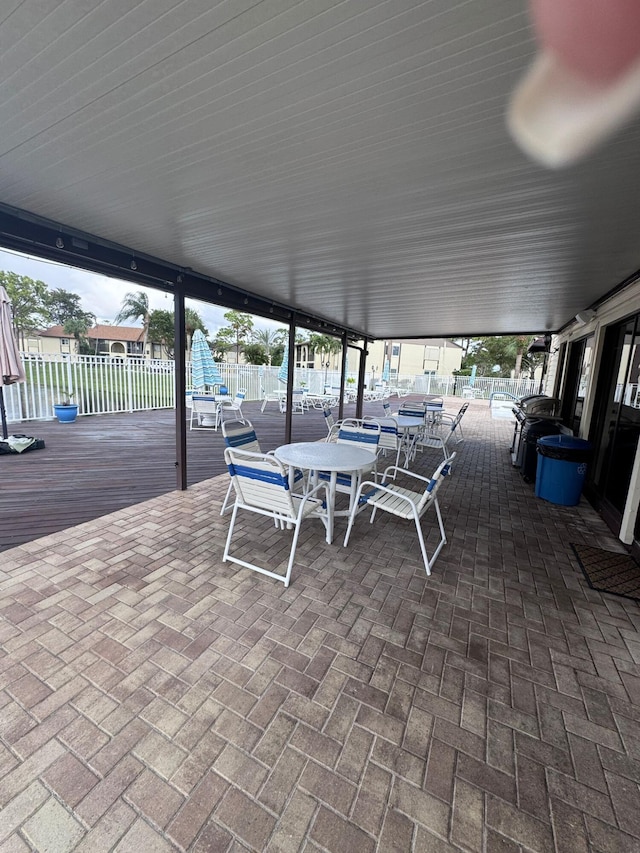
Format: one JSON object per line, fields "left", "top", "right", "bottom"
{"left": 1, "top": 398, "right": 385, "bottom": 551}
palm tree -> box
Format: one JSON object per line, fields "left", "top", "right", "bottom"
{"left": 185, "top": 307, "right": 207, "bottom": 355}
{"left": 252, "top": 327, "right": 286, "bottom": 365}
{"left": 114, "top": 291, "right": 150, "bottom": 356}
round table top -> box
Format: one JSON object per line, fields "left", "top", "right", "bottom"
{"left": 274, "top": 441, "right": 376, "bottom": 472}
{"left": 391, "top": 414, "right": 425, "bottom": 429}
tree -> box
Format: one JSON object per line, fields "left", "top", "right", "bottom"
{"left": 185, "top": 307, "right": 207, "bottom": 354}
{"left": 243, "top": 343, "right": 268, "bottom": 365}
{"left": 147, "top": 309, "right": 176, "bottom": 358}
{"left": 1, "top": 271, "right": 50, "bottom": 347}
{"left": 212, "top": 327, "right": 236, "bottom": 361}
{"left": 220, "top": 311, "right": 254, "bottom": 362}
{"left": 44, "top": 288, "right": 86, "bottom": 326}
{"left": 308, "top": 333, "right": 342, "bottom": 384}
{"left": 308, "top": 333, "right": 342, "bottom": 362}
{"left": 464, "top": 335, "right": 537, "bottom": 378}
{"left": 146, "top": 307, "right": 208, "bottom": 358}
{"left": 63, "top": 313, "right": 96, "bottom": 355}
{"left": 251, "top": 327, "right": 286, "bottom": 365}
{"left": 114, "top": 291, "right": 151, "bottom": 355}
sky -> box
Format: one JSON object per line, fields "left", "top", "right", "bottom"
{"left": 0, "top": 246, "right": 284, "bottom": 337}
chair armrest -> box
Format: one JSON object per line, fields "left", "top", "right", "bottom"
{"left": 355, "top": 479, "right": 420, "bottom": 512}
{"left": 380, "top": 465, "right": 435, "bottom": 484}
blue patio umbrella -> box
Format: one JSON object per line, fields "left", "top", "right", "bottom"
{"left": 278, "top": 341, "right": 289, "bottom": 384}
{"left": 382, "top": 359, "right": 390, "bottom": 382}
{"left": 190, "top": 329, "right": 223, "bottom": 389}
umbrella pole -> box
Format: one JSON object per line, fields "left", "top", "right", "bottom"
{"left": 0, "top": 387, "right": 8, "bottom": 440}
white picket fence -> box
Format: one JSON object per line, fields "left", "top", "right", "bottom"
{"left": 3, "top": 353, "right": 539, "bottom": 424}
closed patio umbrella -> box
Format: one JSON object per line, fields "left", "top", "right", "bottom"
{"left": 278, "top": 341, "right": 289, "bottom": 384}
{"left": 190, "top": 329, "right": 223, "bottom": 389}
{"left": 0, "top": 286, "right": 26, "bottom": 439}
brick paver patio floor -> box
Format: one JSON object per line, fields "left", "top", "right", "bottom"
{"left": 1, "top": 403, "right": 639, "bottom": 851}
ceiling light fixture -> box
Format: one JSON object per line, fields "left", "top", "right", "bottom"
{"left": 55, "top": 236, "right": 64, "bottom": 249}
{"left": 130, "top": 259, "right": 137, "bottom": 271}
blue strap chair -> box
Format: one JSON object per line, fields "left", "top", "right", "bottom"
{"left": 316, "top": 421, "right": 380, "bottom": 509}
{"left": 220, "top": 419, "right": 304, "bottom": 515}
{"left": 223, "top": 448, "right": 328, "bottom": 587}
{"left": 220, "top": 389, "right": 247, "bottom": 424}
{"left": 344, "top": 453, "right": 456, "bottom": 576}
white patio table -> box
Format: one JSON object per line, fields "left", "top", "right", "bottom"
{"left": 274, "top": 441, "right": 377, "bottom": 544}
{"left": 391, "top": 414, "right": 425, "bottom": 465}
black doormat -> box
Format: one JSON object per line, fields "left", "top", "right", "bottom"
{"left": 572, "top": 543, "right": 640, "bottom": 601}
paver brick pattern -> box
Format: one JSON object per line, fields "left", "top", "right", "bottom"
{"left": 1, "top": 400, "right": 640, "bottom": 851}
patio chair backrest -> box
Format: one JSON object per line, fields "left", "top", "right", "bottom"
{"left": 416, "top": 453, "right": 456, "bottom": 512}
{"left": 337, "top": 421, "right": 381, "bottom": 451}
{"left": 447, "top": 409, "right": 465, "bottom": 434}
{"left": 398, "top": 402, "right": 426, "bottom": 419}
{"left": 221, "top": 418, "right": 261, "bottom": 453}
{"left": 382, "top": 399, "right": 391, "bottom": 416}
{"left": 366, "top": 416, "right": 400, "bottom": 452}
{"left": 224, "top": 447, "right": 293, "bottom": 516}
{"left": 191, "top": 396, "right": 220, "bottom": 416}
{"left": 322, "top": 404, "right": 335, "bottom": 433}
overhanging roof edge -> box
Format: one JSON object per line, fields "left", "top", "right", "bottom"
{"left": 0, "top": 203, "right": 366, "bottom": 341}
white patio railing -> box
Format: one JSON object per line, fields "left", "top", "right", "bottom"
{"left": 3, "top": 353, "right": 540, "bottom": 424}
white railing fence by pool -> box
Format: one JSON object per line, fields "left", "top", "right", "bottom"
{"left": 5, "top": 353, "right": 541, "bottom": 424}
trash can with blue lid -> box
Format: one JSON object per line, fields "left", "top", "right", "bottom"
{"left": 535, "top": 435, "right": 592, "bottom": 506}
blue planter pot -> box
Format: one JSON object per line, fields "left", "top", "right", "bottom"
{"left": 53, "top": 404, "right": 78, "bottom": 423}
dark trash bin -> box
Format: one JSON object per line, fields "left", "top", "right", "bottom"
{"left": 535, "top": 435, "right": 592, "bottom": 506}
{"left": 518, "top": 418, "right": 564, "bottom": 482}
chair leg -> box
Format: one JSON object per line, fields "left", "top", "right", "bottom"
{"left": 222, "top": 501, "right": 240, "bottom": 562}
{"left": 220, "top": 480, "right": 234, "bottom": 516}
{"left": 413, "top": 507, "right": 432, "bottom": 576}
{"left": 283, "top": 517, "right": 304, "bottom": 587}
{"left": 343, "top": 494, "right": 360, "bottom": 547}
{"left": 414, "top": 499, "right": 447, "bottom": 576}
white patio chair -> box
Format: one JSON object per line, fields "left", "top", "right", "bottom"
{"left": 439, "top": 401, "right": 469, "bottom": 441}
{"left": 223, "top": 448, "right": 328, "bottom": 587}
{"left": 316, "top": 420, "right": 380, "bottom": 507}
{"left": 344, "top": 453, "right": 456, "bottom": 576}
{"left": 410, "top": 408, "right": 464, "bottom": 463}
{"left": 398, "top": 401, "right": 427, "bottom": 418}
{"left": 260, "top": 387, "right": 283, "bottom": 412}
{"left": 220, "top": 389, "right": 246, "bottom": 424}
{"left": 364, "top": 416, "right": 403, "bottom": 474}
{"left": 220, "top": 419, "right": 305, "bottom": 514}
{"left": 382, "top": 399, "right": 391, "bottom": 417}
{"left": 322, "top": 404, "right": 336, "bottom": 437}
{"left": 189, "top": 395, "right": 222, "bottom": 431}
{"left": 278, "top": 389, "right": 307, "bottom": 414}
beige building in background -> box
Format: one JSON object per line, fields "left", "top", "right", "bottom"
{"left": 26, "top": 325, "right": 146, "bottom": 358}
{"left": 347, "top": 338, "right": 462, "bottom": 381}
{"left": 295, "top": 337, "right": 462, "bottom": 384}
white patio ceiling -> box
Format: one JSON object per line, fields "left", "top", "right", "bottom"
{"left": 1, "top": 0, "right": 639, "bottom": 339}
